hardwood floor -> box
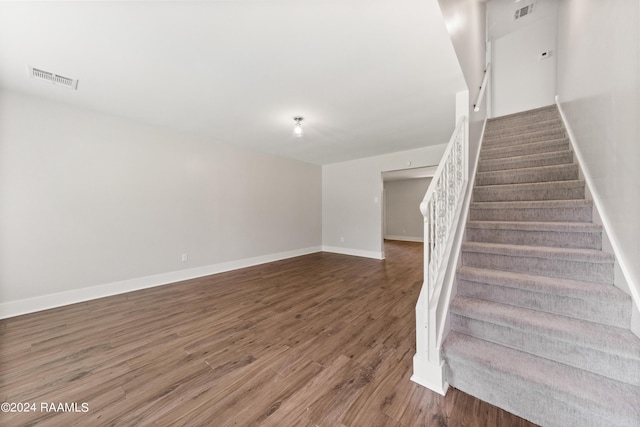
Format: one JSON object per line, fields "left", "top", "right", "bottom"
{"left": 0, "top": 241, "right": 537, "bottom": 426}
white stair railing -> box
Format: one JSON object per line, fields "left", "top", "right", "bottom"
{"left": 473, "top": 63, "right": 491, "bottom": 112}
{"left": 412, "top": 116, "right": 468, "bottom": 394}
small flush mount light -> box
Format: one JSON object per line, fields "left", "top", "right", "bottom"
{"left": 293, "top": 116, "right": 304, "bottom": 138}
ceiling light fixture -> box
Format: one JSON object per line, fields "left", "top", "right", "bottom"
{"left": 293, "top": 116, "right": 304, "bottom": 138}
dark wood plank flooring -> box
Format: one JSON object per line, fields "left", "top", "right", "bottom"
{"left": 0, "top": 241, "right": 537, "bottom": 426}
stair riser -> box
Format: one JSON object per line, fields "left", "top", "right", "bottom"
{"left": 443, "top": 360, "right": 620, "bottom": 427}
{"left": 450, "top": 315, "right": 640, "bottom": 387}
{"left": 484, "top": 124, "right": 564, "bottom": 139}
{"left": 484, "top": 120, "right": 564, "bottom": 138}
{"left": 481, "top": 140, "right": 570, "bottom": 160}
{"left": 457, "top": 279, "right": 630, "bottom": 328}
{"left": 469, "top": 206, "right": 592, "bottom": 222}
{"left": 489, "top": 111, "right": 561, "bottom": 126}
{"left": 473, "top": 184, "right": 585, "bottom": 202}
{"left": 465, "top": 228, "right": 601, "bottom": 250}
{"left": 476, "top": 165, "right": 579, "bottom": 186}
{"left": 478, "top": 151, "right": 574, "bottom": 172}
{"left": 484, "top": 130, "right": 567, "bottom": 147}
{"left": 461, "top": 251, "right": 614, "bottom": 284}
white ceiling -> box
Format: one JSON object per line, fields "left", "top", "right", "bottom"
{"left": 0, "top": 0, "right": 466, "bottom": 165}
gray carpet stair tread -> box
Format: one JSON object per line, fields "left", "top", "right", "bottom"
{"left": 487, "top": 107, "right": 560, "bottom": 124}
{"left": 483, "top": 129, "right": 567, "bottom": 145}
{"left": 485, "top": 116, "right": 563, "bottom": 131}
{"left": 465, "top": 220, "right": 602, "bottom": 249}
{"left": 480, "top": 139, "right": 570, "bottom": 159}
{"left": 444, "top": 332, "right": 640, "bottom": 423}
{"left": 471, "top": 199, "right": 592, "bottom": 208}
{"left": 473, "top": 180, "right": 585, "bottom": 202}
{"left": 488, "top": 104, "right": 559, "bottom": 117}
{"left": 466, "top": 220, "right": 601, "bottom": 233}
{"left": 484, "top": 120, "right": 564, "bottom": 137}
{"left": 450, "top": 296, "right": 640, "bottom": 358}
{"left": 478, "top": 149, "right": 574, "bottom": 171}
{"left": 474, "top": 179, "right": 585, "bottom": 192}
{"left": 476, "top": 163, "right": 578, "bottom": 184}
{"left": 469, "top": 198, "right": 593, "bottom": 222}
{"left": 456, "top": 266, "right": 628, "bottom": 302}
{"left": 461, "top": 241, "right": 614, "bottom": 263}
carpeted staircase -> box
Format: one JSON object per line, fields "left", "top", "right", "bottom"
{"left": 442, "top": 105, "right": 640, "bottom": 426}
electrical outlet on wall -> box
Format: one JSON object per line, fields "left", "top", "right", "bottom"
{"left": 181, "top": 253, "right": 188, "bottom": 262}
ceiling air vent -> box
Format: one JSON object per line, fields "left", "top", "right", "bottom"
{"left": 514, "top": 3, "right": 535, "bottom": 20}
{"left": 28, "top": 65, "right": 79, "bottom": 90}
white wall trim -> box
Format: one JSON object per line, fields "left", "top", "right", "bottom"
{"left": 321, "top": 246, "right": 384, "bottom": 260}
{"left": 0, "top": 246, "right": 322, "bottom": 320}
{"left": 556, "top": 98, "right": 640, "bottom": 315}
{"left": 384, "top": 235, "right": 424, "bottom": 243}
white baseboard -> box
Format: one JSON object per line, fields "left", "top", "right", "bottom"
{"left": 384, "top": 235, "right": 424, "bottom": 243}
{"left": 321, "top": 246, "right": 384, "bottom": 260}
{"left": 0, "top": 246, "right": 322, "bottom": 320}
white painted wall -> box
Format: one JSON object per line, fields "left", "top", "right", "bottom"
{"left": 491, "top": 12, "right": 558, "bottom": 117}
{"left": 487, "top": 0, "right": 559, "bottom": 42}
{"left": 556, "top": 0, "right": 640, "bottom": 309}
{"left": 322, "top": 145, "right": 446, "bottom": 259}
{"left": 438, "top": 0, "right": 487, "bottom": 167}
{"left": 0, "top": 90, "right": 322, "bottom": 316}
{"left": 384, "top": 178, "right": 431, "bottom": 242}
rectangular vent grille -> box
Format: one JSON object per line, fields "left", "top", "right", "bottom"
{"left": 514, "top": 4, "right": 535, "bottom": 20}
{"left": 28, "top": 65, "right": 78, "bottom": 90}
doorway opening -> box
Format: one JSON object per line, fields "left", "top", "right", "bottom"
{"left": 381, "top": 165, "right": 437, "bottom": 257}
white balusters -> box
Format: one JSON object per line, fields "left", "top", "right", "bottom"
{"left": 422, "top": 118, "right": 466, "bottom": 302}
{"left": 413, "top": 116, "right": 468, "bottom": 394}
